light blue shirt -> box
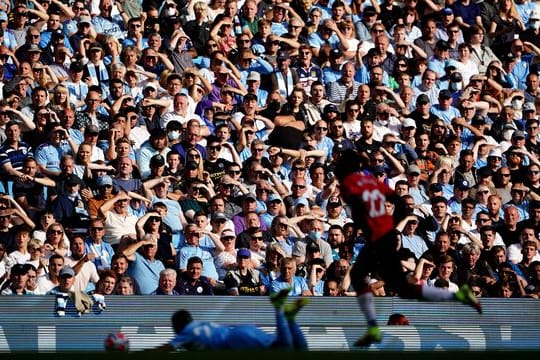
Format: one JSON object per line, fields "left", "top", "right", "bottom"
{"left": 127, "top": 252, "right": 165, "bottom": 295}
{"left": 177, "top": 245, "right": 219, "bottom": 280}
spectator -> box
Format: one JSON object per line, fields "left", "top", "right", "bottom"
{"left": 123, "top": 233, "right": 165, "bottom": 295}
{"left": 175, "top": 256, "right": 214, "bottom": 295}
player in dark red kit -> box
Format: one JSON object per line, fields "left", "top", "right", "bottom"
{"left": 335, "top": 151, "right": 482, "bottom": 347}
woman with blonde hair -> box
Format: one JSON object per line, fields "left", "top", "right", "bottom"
{"left": 32, "top": 63, "right": 59, "bottom": 90}
{"left": 43, "top": 223, "right": 69, "bottom": 259}
{"left": 103, "top": 35, "right": 122, "bottom": 66}
{"left": 338, "top": 20, "right": 359, "bottom": 60}
{"left": 50, "top": 84, "right": 74, "bottom": 113}
{"left": 488, "top": 0, "right": 525, "bottom": 56}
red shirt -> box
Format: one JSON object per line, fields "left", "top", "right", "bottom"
{"left": 341, "top": 172, "right": 395, "bottom": 243}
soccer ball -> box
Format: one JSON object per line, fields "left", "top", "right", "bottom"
{"left": 104, "top": 332, "right": 129, "bottom": 352}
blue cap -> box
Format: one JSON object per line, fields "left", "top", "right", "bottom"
{"left": 0, "top": 12, "right": 7, "bottom": 22}
{"left": 267, "top": 193, "right": 282, "bottom": 203}
{"left": 237, "top": 248, "right": 251, "bottom": 258}
{"left": 294, "top": 197, "right": 309, "bottom": 207}
{"left": 456, "top": 179, "right": 470, "bottom": 190}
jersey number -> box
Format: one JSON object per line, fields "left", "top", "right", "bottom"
{"left": 362, "top": 189, "right": 386, "bottom": 218}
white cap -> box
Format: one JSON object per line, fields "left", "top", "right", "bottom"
{"left": 402, "top": 118, "right": 417, "bottom": 128}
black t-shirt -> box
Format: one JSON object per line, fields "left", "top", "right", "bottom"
{"left": 204, "top": 158, "right": 232, "bottom": 184}
{"left": 409, "top": 109, "right": 439, "bottom": 134}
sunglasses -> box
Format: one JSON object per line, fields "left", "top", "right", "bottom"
{"left": 48, "top": 230, "right": 63, "bottom": 235}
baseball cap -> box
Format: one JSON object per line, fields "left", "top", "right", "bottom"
{"left": 65, "top": 174, "right": 83, "bottom": 186}
{"left": 220, "top": 229, "right": 235, "bottom": 238}
{"left": 531, "top": 9, "right": 540, "bottom": 20}
{"left": 85, "top": 124, "right": 99, "bottom": 135}
{"left": 363, "top": 6, "right": 377, "bottom": 17}
{"left": 0, "top": 11, "right": 8, "bottom": 22}
{"left": 144, "top": 82, "right": 158, "bottom": 91}
{"left": 243, "top": 193, "right": 257, "bottom": 202}
{"left": 70, "top": 61, "right": 84, "bottom": 73}
{"left": 455, "top": 179, "right": 470, "bottom": 190}
{"left": 267, "top": 193, "right": 282, "bottom": 203}
{"left": 212, "top": 212, "right": 227, "bottom": 222}
{"left": 330, "top": 48, "right": 343, "bottom": 59}
{"left": 416, "top": 94, "right": 430, "bottom": 104}
{"left": 79, "top": 15, "right": 91, "bottom": 24}
{"left": 277, "top": 51, "right": 289, "bottom": 61}
{"left": 402, "top": 118, "right": 417, "bottom": 128}
{"left": 294, "top": 197, "right": 309, "bottom": 207}
{"left": 523, "top": 102, "right": 536, "bottom": 112}
{"left": 89, "top": 42, "right": 103, "bottom": 51}
{"left": 441, "top": 7, "right": 453, "bottom": 15}
{"left": 97, "top": 175, "right": 113, "bottom": 187}
{"left": 327, "top": 196, "right": 342, "bottom": 207}
{"left": 59, "top": 266, "right": 75, "bottom": 277}
{"left": 237, "top": 248, "right": 251, "bottom": 258}
{"left": 247, "top": 71, "right": 261, "bottom": 82}
{"left": 512, "top": 130, "right": 526, "bottom": 140}
{"left": 406, "top": 164, "right": 421, "bottom": 176}
{"left": 450, "top": 72, "right": 463, "bottom": 83}
{"left": 439, "top": 89, "right": 452, "bottom": 99}
{"left": 150, "top": 154, "right": 165, "bottom": 167}
{"left": 324, "top": 103, "right": 339, "bottom": 114}
{"left": 11, "top": 264, "right": 29, "bottom": 276}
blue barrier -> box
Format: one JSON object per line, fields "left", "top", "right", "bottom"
{"left": 0, "top": 296, "right": 539, "bottom": 351}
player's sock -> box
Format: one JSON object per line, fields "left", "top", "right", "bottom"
{"left": 354, "top": 326, "right": 382, "bottom": 347}
{"left": 455, "top": 285, "right": 482, "bottom": 314}
{"left": 270, "top": 288, "right": 291, "bottom": 310}
{"left": 284, "top": 298, "right": 309, "bottom": 320}
{"left": 420, "top": 283, "right": 455, "bottom": 301}
{"left": 357, "top": 292, "right": 377, "bottom": 327}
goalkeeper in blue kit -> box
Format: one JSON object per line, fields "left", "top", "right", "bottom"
{"left": 153, "top": 289, "right": 308, "bottom": 351}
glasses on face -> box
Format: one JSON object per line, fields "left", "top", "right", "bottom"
{"left": 292, "top": 184, "right": 306, "bottom": 189}
{"left": 528, "top": 126, "right": 539, "bottom": 130}
{"left": 48, "top": 229, "right": 63, "bottom": 235}
{"left": 239, "top": 39, "right": 250, "bottom": 43}
{"left": 293, "top": 167, "right": 305, "bottom": 171}
{"left": 530, "top": 170, "right": 540, "bottom": 175}
{"left": 228, "top": 170, "right": 241, "bottom": 175}
{"left": 251, "top": 236, "right": 263, "bottom": 240}
{"left": 372, "top": 158, "right": 385, "bottom": 163}
{"left": 477, "top": 218, "right": 490, "bottom": 223}
{"left": 209, "top": 145, "right": 221, "bottom": 151}
{"left": 372, "top": 29, "right": 384, "bottom": 33}
{"left": 187, "top": 232, "right": 200, "bottom": 237}
{"left": 149, "top": 217, "right": 161, "bottom": 222}
{"left": 348, "top": 108, "right": 360, "bottom": 113}
{"left": 90, "top": 227, "right": 104, "bottom": 231}
{"left": 253, "top": 148, "right": 265, "bottom": 152}
{"left": 315, "top": 126, "right": 328, "bottom": 131}
{"left": 477, "top": 190, "right": 489, "bottom": 194}
{"left": 222, "top": 236, "right": 235, "bottom": 241}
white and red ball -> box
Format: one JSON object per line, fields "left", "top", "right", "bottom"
{"left": 104, "top": 332, "right": 130, "bottom": 352}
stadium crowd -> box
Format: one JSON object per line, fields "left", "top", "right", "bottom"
{"left": 0, "top": 0, "right": 539, "bottom": 301}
